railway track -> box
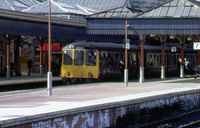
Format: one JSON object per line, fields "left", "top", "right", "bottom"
{"left": 180, "top": 120, "right": 200, "bottom": 128}
{"left": 138, "top": 109, "right": 200, "bottom": 128}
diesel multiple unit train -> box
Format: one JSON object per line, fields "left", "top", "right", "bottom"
{"left": 61, "top": 42, "right": 197, "bottom": 83}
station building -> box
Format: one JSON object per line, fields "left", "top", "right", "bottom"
{"left": 0, "top": 0, "right": 159, "bottom": 78}
{"left": 86, "top": 0, "right": 200, "bottom": 82}
{"left": 1, "top": 0, "right": 198, "bottom": 82}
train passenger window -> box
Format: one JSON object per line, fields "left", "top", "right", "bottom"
{"left": 86, "top": 51, "right": 96, "bottom": 66}
{"left": 64, "top": 50, "right": 72, "bottom": 65}
{"left": 74, "top": 50, "right": 84, "bottom": 66}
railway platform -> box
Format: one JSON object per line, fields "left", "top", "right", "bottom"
{"left": 0, "top": 77, "right": 200, "bottom": 127}
{"left": 0, "top": 73, "right": 62, "bottom": 86}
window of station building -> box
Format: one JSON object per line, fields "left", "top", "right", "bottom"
{"left": 64, "top": 50, "right": 72, "bottom": 65}
{"left": 74, "top": 50, "right": 84, "bottom": 66}
{"left": 86, "top": 51, "right": 96, "bottom": 66}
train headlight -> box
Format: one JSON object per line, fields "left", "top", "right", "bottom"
{"left": 66, "top": 72, "right": 70, "bottom": 76}
{"left": 88, "top": 72, "right": 93, "bottom": 77}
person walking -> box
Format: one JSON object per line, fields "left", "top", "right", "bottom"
{"left": 27, "top": 57, "right": 32, "bottom": 76}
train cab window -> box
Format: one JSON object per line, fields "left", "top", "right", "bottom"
{"left": 64, "top": 50, "right": 72, "bottom": 65}
{"left": 74, "top": 50, "right": 84, "bottom": 66}
{"left": 86, "top": 51, "right": 96, "bottom": 66}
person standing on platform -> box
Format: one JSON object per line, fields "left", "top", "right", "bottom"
{"left": 27, "top": 57, "right": 32, "bottom": 76}
{"left": 119, "top": 60, "right": 125, "bottom": 81}
{"left": 177, "top": 57, "right": 181, "bottom": 76}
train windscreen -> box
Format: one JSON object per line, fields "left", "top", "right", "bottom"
{"left": 74, "top": 50, "right": 84, "bottom": 66}
{"left": 64, "top": 50, "right": 72, "bottom": 65}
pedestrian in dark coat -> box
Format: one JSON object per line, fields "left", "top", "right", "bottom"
{"left": 27, "top": 58, "right": 32, "bottom": 76}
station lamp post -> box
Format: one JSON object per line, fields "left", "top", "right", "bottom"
{"left": 47, "top": 0, "right": 52, "bottom": 96}
{"left": 124, "top": 18, "right": 129, "bottom": 86}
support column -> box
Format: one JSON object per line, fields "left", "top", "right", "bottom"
{"left": 198, "top": 38, "right": 200, "bottom": 73}
{"left": 177, "top": 35, "right": 186, "bottom": 78}
{"left": 45, "top": 39, "right": 48, "bottom": 73}
{"left": 198, "top": 50, "right": 200, "bottom": 71}
{"left": 39, "top": 43, "right": 43, "bottom": 78}
{"left": 139, "top": 35, "right": 145, "bottom": 83}
{"left": 14, "top": 36, "right": 22, "bottom": 76}
{"left": 195, "top": 36, "right": 200, "bottom": 74}
{"left": 6, "top": 40, "right": 11, "bottom": 80}
{"left": 161, "top": 42, "right": 166, "bottom": 79}
{"left": 180, "top": 43, "right": 185, "bottom": 78}
{"left": 160, "top": 35, "right": 167, "bottom": 79}
{"left": 39, "top": 37, "right": 45, "bottom": 78}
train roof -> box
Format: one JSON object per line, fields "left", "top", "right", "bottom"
{"left": 63, "top": 41, "right": 196, "bottom": 53}
{"left": 64, "top": 42, "right": 139, "bottom": 51}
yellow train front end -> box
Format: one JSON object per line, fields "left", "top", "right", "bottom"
{"left": 61, "top": 48, "right": 99, "bottom": 83}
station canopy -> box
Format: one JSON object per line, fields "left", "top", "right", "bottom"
{"left": 138, "top": 0, "right": 200, "bottom": 17}
{"left": 23, "top": 0, "right": 95, "bottom": 15}
{"left": 59, "top": 0, "right": 130, "bottom": 12}
{"left": 86, "top": 0, "right": 200, "bottom": 36}
{"left": 23, "top": 0, "right": 99, "bottom": 21}
{"left": 22, "top": 0, "right": 134, "bottom": 21}
{"left": 18, "top": 0, "right": 41, "bottom": 7}
{"left": 0, "top": 0, "right": 172, "bottom": 21}
{"left": 0, "top": 0, "right": 28, "bottom": 11}
{"left": 129, "top": 0, "right": 170, "bottom": 11}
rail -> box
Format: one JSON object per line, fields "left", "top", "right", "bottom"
{"left": 138, "top": 109, "right": 200, "bottom": 128}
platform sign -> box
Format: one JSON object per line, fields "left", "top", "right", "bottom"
{"left": 193, "top": 42, "right": 200, "bottom": 50}
{"left": 171, "top": 46, "right": 177, "bottom": 52}
{"left": 125, "top": 39, "right": 130, "bottom": 49}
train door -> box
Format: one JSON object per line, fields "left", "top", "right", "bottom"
{"left": 73, "top": 50, "right": 84, "bottom": 78}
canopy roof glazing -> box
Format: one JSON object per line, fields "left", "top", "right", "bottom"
{"left": 23, "top": 0, "right": 96, "bottom": 15}
{"left": 89, "top": 6, "right": 142, "bottom": 18}
{"left": 138, "top": 0, "right": 200, "bottom": 17}
{"left": 18, "top": 0, "right": 40, "bottom": 7}
{"left": 59, "top": 0, "right": 128, "bottom": 12}
{"left": 130, "top": 0, "right": 170, "bottom": 11}
{"left": 0, "top": 0, "right": 28, "bottom": 11}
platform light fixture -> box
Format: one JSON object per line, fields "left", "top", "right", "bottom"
{"left": 187, "top": 37, "right": 192, "bottom": 41}
{"left": 170, "top": 35, "right": 176, "bottom": 39}
{"left": 150, "top": 34, "right": 156, "bottom": 37}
